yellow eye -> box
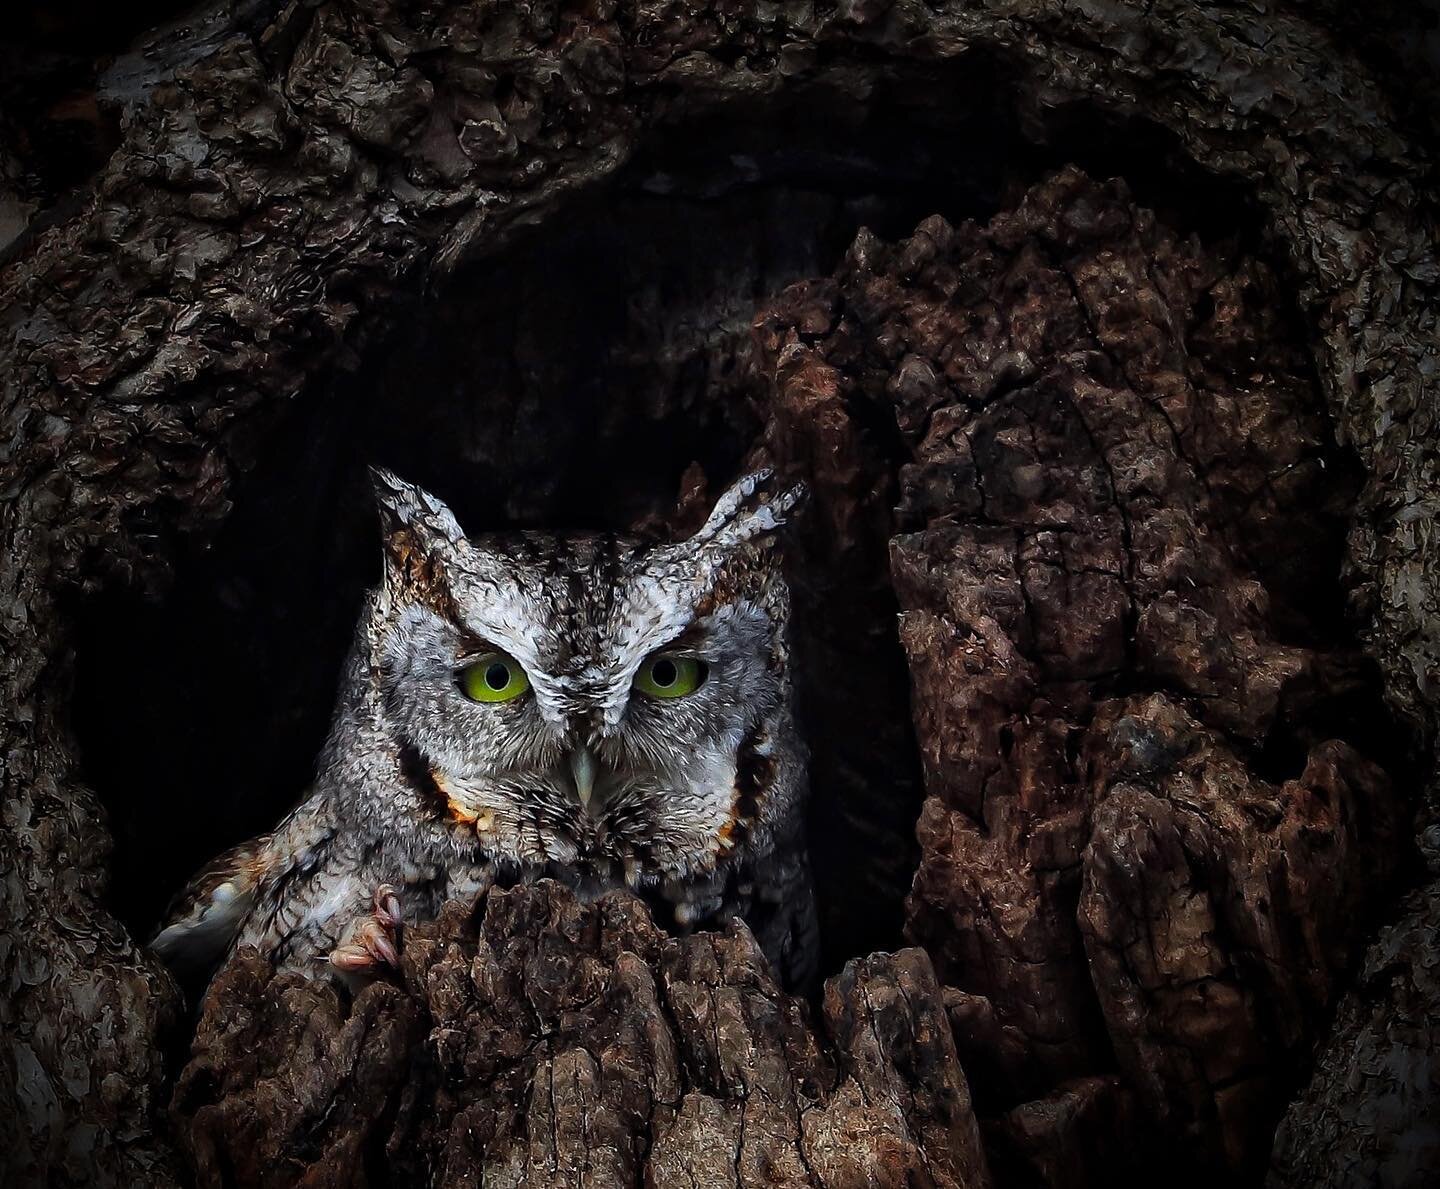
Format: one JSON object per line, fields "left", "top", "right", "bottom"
{"left": 633, "top": 653, "right": 706, "bottom": 699}
{"left": 459, "top": 653, "right": 531, "bottom": 703}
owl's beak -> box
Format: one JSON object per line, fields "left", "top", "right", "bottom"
{"left": 569, "top": 745, "right": 599, "bottom": 813}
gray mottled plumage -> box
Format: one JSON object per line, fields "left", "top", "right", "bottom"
{"left": 151, "top": 469, "right": 818, "bottom": 990}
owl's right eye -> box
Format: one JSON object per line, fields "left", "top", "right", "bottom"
{"left": 458, "top": 653, "right": 531, "bottom": 703}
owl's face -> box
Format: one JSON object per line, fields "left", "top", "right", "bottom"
{"left": 366, "top": 469, "right": 801, "bottom": 886}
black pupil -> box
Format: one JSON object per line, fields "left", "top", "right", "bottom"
{"left": 484, "top": 662, "right": 511, "bottom": 691}
{"left": 651, "top": 658, "right": 678, "bottom": 687}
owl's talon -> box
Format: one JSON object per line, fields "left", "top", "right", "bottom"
{"left": 359, "top": 917, "right": 400, "bottom": 967}
{"left": 329, "top": 943, "right": 378, "bottom": 972}
{"left": 328, "top": 896, "right": 402, "bottom": 973}
{"left": 373, "top": 883, "right": 402, "bottom": 929}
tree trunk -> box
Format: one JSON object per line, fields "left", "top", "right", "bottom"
{"left": 1, "top": 1, "right": 1435, "bottom": 1186}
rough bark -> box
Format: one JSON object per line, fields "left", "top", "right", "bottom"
{"left": 0, "top": 0, "right": 1436, "bottom": 1185}
{"left": 756, "top": 168, "right": 1407, "bottom": 1179}
{"left": 1268, "top": 881, "right": 1440, "bottom": 1189}
{"left": 170, "top": 879, "right": 990, "bottom": 1189}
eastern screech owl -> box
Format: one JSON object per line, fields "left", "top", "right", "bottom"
{"left": 151, "top": 468, "right": 818, "bottom": 991}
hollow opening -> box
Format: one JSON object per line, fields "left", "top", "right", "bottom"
{"left": 72, "top": 56, "right": 1405, "bottom": 1001}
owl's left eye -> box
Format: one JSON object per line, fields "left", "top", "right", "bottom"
{"left": 633, "top": 653, "right": 707, "bottom": 699}
{"left": 458, "top": 653, "right": 531, "bottom": 703}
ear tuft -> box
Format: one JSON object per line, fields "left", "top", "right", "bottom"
{"left": 369, "top": 468, "right": 467, "bottom": 607}
{"left": 691, "top": 468, "right": 806, "bottom": 552}
{"left": 369, "top": 467, "right": 465, "bottom": 545}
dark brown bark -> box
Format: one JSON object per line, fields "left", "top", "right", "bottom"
{"left": 1268, "top": 882, "right": 1440, "bottom": 1189}
{"left": 756, "top": 168, "right": 1407, "bottom": 1179}
{"left": 171, "top": 880, "right": 989, "bottom": 1189}
{"left": 1, "top": 0, "right": 1436, "bottom": 1185}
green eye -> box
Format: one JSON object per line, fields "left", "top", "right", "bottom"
{"left": 459, "top": 653, "right": 531, "bottom": 703}
{"left": 634, "top": 653, "right": 707, "bottom": 699}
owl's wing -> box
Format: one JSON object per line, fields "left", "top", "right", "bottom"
{"left": 150, "top": 835, "right": 275, "bottom": 978}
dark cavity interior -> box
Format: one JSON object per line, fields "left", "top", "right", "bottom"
{"left": 72, "top": 64, "right": 1386, "bottom": 980}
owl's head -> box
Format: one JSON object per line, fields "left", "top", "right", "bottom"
{"left": 363, "top": 468, "right": 805, "bottom": 886}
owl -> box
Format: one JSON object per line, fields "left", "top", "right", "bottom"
{"left": 150, "top": 468, "right": 818, "bottom": 992}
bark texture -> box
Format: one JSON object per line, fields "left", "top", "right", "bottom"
{"left": 0, "top": 0, "right": 1436, "bottom": 1185}
{"left": 170, "top": 880, "right": 990, "bottom": 1189}
{"left": 757, "top": 168, "right": 1406, "bottom": 1179}
{"left": 1268, "top": 882, "right": 1440, "bottom": 1189}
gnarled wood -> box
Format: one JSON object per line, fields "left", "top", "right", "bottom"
{"left": 171, "top": 880, "right": 991, "bottom": 1189}
{"left": 1, "top": 0, "right": 1435, "bottom": 1184}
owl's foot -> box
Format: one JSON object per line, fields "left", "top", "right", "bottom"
{"left": 328, "top": 884, "right": 403, "bottom": 973}
{"left": 662, "top": 876, "right": 728, "bottom": 930}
